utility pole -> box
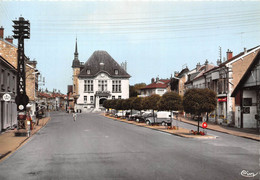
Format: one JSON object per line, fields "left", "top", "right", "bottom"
{"left": 13, "top": 17, "right": 30, "bottom": 130}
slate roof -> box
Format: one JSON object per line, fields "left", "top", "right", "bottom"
{"left": 78, "top": 50, "right": 130, "bottom": 78}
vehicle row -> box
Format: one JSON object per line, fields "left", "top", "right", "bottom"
{"left": 107, "top": 110, "right": 176, "bottom": 126}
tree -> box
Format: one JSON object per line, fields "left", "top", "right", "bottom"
{"left": 143, "top": 94, "right": 161, "bottom": 121}
{"left": 158, "top": 92, "right": 182, "bottom": 127}
{"left": 183, "top": 88, "right": 216, "bottom": 132}
{"left": 103, "top": 100, "right": 109, "bottom": 111}
{"left": 132, "top": 97, "right": 143, "bottom": 114}
{"left": 129, "top": 85, "right": 138, "bottom": 97}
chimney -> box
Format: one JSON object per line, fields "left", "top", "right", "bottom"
{"left": 0, "top": 26, "right": 4, "bottom": 39}
{"left": 244, "top": 47, "right": 247, "bottom": 54}
{"left": 226, "top": 49, "right": 233, "bottom": 61}
{"left": 217, "top": 59, "right": 221, "bottom": 66}
{"left": 5, "top": 36, "right": 13, "bottom": 44}
{"left": 196, "top": 62, "right": 201, "bottom": 71}
{"left": 151, "top": 78, "right": 155, "bottom": 83}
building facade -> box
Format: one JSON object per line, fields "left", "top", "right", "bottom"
{"left": 0, "top": 56, "right": 17, "bottom": 132}
{"left": 71, "top": 40, "right": 130, "bottom": 112}
{"left": 231, "top": 50, "right": 260, "bottom": 128}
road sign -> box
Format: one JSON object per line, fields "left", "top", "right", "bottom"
{"left": 202, "top": 122, "right": 208, "bottom": 129}
{"left": 3, "top": 93, "right": 11, "bottom": 101}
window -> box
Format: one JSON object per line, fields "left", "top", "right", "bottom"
{"left": 84, "top": 80, "right": 93, "bottom": 92}
{"left": 84, "top": 96, "right": 87, "bottom": 104}
{"left": 90, "top": 96, "right": 94, "bottom": 103}
{"left": 112, "top": 96, "right": 115, "bottom": 99}
{"left": 1, "top": 69, "right": 5, "bottom": 90}
{"left": 114, "top": 69, "right": 119, "bottom": 75}
{"left": 7, "top": 73, "right": 10, "bottom": 91}
{"left": 98, "top": 80, "right": 107, "bottom": 91}
{"left": 243, "top": 98, "right": 252, "bottom": 106}
{"left": 112, "top": 80, "right": 121, "bottom": 93}
{"left": 87, "top": 70, "right": 91, "bottom": 74}
{"left": 118, "top": 96, "right": 121, "bottom": 99}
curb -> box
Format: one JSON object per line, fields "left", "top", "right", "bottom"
{"left": 104, "top": 115, "right": 217, "bottom": 139}
{"left": 178, "top": 118, "right": 260, "bottom": 142}
{"left": 0, "top": 117, "right": 51, "bottom": 162}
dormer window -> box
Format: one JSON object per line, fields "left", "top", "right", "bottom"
{"left": 87, "top": 69, "right": 90, "bottom": 74}
{"left": 114, "top": 69, "right": 118, "bottom": 75}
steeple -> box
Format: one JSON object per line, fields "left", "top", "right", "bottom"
{"left": 72, "top": 38, "right": 80, "bottom": 68}
{"left": 74, "top": 38, "right": 78, "bottom": 58}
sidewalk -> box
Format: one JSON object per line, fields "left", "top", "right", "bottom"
{"left": 179, "top": 116, "right": 260, "bottom": 141}
{"left": 0, "top": 117, "right": 51, "bottom": 162}
{"left": 104, "top": 115, "right": 217, "bottom": 139}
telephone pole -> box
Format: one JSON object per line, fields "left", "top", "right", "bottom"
{"left": 13, "top": 17, "right": 30, "bottom": 130}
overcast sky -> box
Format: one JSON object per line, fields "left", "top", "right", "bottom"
{"left": 0, "top": 0, "right": 259, "bottom": 94}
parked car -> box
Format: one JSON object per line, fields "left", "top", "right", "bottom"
{"left": 145, "top": 111, "right": 173, "bottom": 126}
{"left": 115, "top": 110, "right": 126, "bottom": 118}
{"left": 135, "top": 111, "right": 156, "bottom": 123}
{"left": 128, "top": 110, "right": 141, "bottom": 121}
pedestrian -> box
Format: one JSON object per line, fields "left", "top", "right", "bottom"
{"left": 73, "top": 111, "right": 77, "bottom": 121}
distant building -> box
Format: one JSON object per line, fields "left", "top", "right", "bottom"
{"left": 139, "top": 78, "right": 171, "bottom": 97}
{"left": 71, "top": 39, "right": 130, "bottom": 112}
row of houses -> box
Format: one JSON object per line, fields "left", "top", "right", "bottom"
{"left": 139, "top": 46, "right": 260, "bottom": 129}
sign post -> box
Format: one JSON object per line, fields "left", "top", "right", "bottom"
{"left": 13, "top": 16, "right": 30, "bottom": 131}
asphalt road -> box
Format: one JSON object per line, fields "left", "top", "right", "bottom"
{"left": 0, "top": 111, "right": 259, "bottom": 180}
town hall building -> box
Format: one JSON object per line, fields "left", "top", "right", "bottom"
{"left": 71, "top": 39, "right": 130, "bottom": 112}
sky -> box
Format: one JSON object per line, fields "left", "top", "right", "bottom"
{"left": 0, "top": 0, "right": 259, "bottom": 94}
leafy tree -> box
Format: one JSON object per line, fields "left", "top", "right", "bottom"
{"left": 183, "top": 88, "right": 216, "bottom": 132}
{"left": 134, "top": 83, "right": 146, "bottom": 90}
{"left": 158, "top": 92, "right": 182, "bottom": 127}
{"left": 129, "top": 85, "right": 138, "bottom": 97}
{"left": 109, "top": 99, "right": 118, "bottom": 110}
{"left": 103, "top": 100, "right": 109, "bottom": 111}
{"left": 132, "top": 97, "right": 143, "bottom": 114}
{"left": 115, "top": 99, "right": 124, "bottom": 111}
{"left": 143, "top": 94, "right": 161, "bottom": 121}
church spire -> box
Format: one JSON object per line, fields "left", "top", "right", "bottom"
{"left": 74, "top": 38, "right": 78, "bottom": 59}
{"left": 72, "top": 38, "right": 80, "bottom": 68}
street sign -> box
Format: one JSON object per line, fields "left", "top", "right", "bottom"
{"left": 202, "top": 122, "right": 208, "bottom": 128}
{"left": 3, "top": 93, "right": 11, "bottom": 101}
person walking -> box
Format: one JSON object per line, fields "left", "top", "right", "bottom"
{"left": 73, "top": 111, "right": 77, "bottom": 122}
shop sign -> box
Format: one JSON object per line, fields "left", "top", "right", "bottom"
{"left": 218, "top": 97, "right": 227, "bottom": 102}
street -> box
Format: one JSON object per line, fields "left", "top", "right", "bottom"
{"left": 0, "top": 111, "right": 259, "bottom": 180}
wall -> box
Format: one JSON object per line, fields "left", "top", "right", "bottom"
{"left": 0, "top": 40, "right": 17, "bottom": 69}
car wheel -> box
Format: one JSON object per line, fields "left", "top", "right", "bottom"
{"left": 161, "top": 121, "right": 166, "bottom": 126}
{"left": 146, "top": 120, "right": 150, "bottom": 125}
{"left": 136, "top": 118, "right": 139, "bottom": 123}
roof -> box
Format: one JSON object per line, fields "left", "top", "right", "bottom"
{"left": 78, "top": 50, "right": 130, "bottom": 78}
{"left": 0, "top": 55, "right": 17, "bottom": 72}
{"left": 192, "top": 64, "right": 216, "bottom": 81}
{"left": 219, "top": 45, "right": 260, "bottom": 67}
{"left": 231, "top": 50, "right": 260, "bottom": 97}
{"left": 141, "top": 79, "right": 170, "bottom": 90}
{"left": 177, "top": 67, "right": 189, "bottom": 78}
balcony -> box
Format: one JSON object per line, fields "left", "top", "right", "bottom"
{"left": 95, "top": 91, "right": 111, "bottom": 96}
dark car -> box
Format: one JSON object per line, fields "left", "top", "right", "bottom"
{"left": 135, "top": 112, "right": 156, "bottom": 123}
